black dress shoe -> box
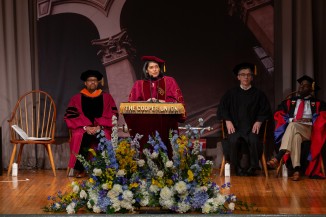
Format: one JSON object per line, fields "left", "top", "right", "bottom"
{"left": 246, "top": 167, "right": 256, "bottom": 176}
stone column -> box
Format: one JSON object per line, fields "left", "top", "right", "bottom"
{"left": 92, "top": 30, "right": 136, "bottom": 136}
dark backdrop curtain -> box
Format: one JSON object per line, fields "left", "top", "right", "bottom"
{"left": 274, "top": 0, "right": 326, "bottom": 105}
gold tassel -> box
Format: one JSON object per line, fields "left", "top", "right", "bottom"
{"left": 254, "top": 65, "right": 257, "bottom": 75}
{"left": 312, "top": 82, "right": 315, "bottom": 91}
{"left": 163, "top": 63, "right": 166, "bottom": 73}
{"left": 101, "top": 79, "right": 104, "bottom": 86}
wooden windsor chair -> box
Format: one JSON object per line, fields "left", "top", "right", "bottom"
{"left": 7, "top": 90, "right": 57, "bottom": 176}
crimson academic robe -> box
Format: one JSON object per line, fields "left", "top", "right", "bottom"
{"left": 129, "top": 75, "right": 185, "bottom": 102}
{"left": 129, "top": 75, "right": 186, "bottom": 121}
{"left": 64, "top": 92, "right": 118, "bottom": 169}
{"left": 274, "top": 97, "right": 326, "bottom": 178}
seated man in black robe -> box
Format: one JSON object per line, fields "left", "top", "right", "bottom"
{"left": 217, "top": 62, "right": 272, "bottom": 176}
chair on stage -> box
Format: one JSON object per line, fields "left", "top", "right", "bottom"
{"left": 7, "top": 90, "right": 57, "bottom": 176}
{"left": 219, "top": 120, "right": 269, "bottom": 177}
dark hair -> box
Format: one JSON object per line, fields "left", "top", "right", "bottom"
{"left": 143, "top": 61, "right": 164, "bottom": 79}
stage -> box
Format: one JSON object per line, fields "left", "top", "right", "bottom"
{"left": 0, "top": 169, "right": 325, "bottom": 215}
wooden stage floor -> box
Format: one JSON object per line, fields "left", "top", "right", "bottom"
{"left": 0, "top": 169, "right": 325, "bottom": 215}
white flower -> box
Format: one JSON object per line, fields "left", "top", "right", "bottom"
{"left": 123, "top": 190, "right": 134, "bottom": 202}
{"left": 156, "top": 170, "right": 164, "bottom": 178}
{"left": 214, "top": 194, "right": 226, "bottom": 205}
{"left": 87, "top": 190, "right": 98, "bottom": 205}
{"left": 87, "top": 200, "right": 93, "bottom": 209}
{"left": 149, "top": 184, "right": 159, "bottom": 193}
{"left": 108, "top": 184, "right": 123, "bottom": 198}
{"left": 205, "top": 160, "right": 213, "bottom": 165}
{"left": 79, "top": 190, "right": 87, "bottom": 199}
{"left": 111, "top": 200, "right": 121, "bottom": 212}
{"left": 228, "top": 202, "right": 235, "bottom": 210}
{"left": 231, "top": 195, "right": 237, "bottom": 201}
{"left": 116, "top": 169, "right": 126, "bottom": 177}
{"left": 200, "top": 186, "right": 208, "bottom": 192}
{"left": 165, "top": 160, "right": 173, "bottom": 168}
{"left": 202, "top": 203, "right": 211, "bottom": 214}
{"left": 112, "top": 184, "right": 123, "bottom": 193}
{"left": 160, "top": 186, "right": 173, "bottom": 200}
{"left": 102, "top": 183, "right": 109, "bottom": 190}
{"left": 151, "top": 152, "right": 158, "bottom": 159}
{"left": 66, "top": 202, "right": 76, "bottom": 214}
{"left": 93, "top": 205, "right": 101, "bottom": 213}
{"left": 159, "top": 187, "right": 174, "bottom": 209}
{"left": 120, "top": 200, "right": 133, "bottom": 210}
{"left": 177, "top": 201, "right": 191, "bottom": 213}
{"left": 72, "top": 185, "right": 80, "bottom": 193}
{"left": 174, "top": 181, "right": 187, "bottom": 195}
{"left": 197, "top": 155, "right": 205, "bottom": 160}
{"left": 137, "top": 159, "right": 145, "bottom": 167}
{"left": 93, "top": 168, "right": 102, "bottom": 176}
{"left": 54, "top": 203, "right": 61, "bottom": 209}
{"left": 112, "top": 115, "right": 118, "bottom": 125}
{"left": 140, "top": 197, "right": 149, "bottom": 206}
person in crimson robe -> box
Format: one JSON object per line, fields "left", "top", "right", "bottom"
{"left": 217, "top": 62, "right": 272, "bottom": 176}
{"left": 128, "top": 56, "right": 186, "bottom": 157}
{"left": 64, "top": 70, "right": 118, "bottom": 178}
{"left": 129, "top": 56, "right": 185, "bottom": 113}
{"left": 268, "top": 75, "right": 326, "bottom": 181}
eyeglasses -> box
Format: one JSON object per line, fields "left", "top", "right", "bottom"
{"left": 86, "top": 79, "right": 99, "bottom": 83}
{"left": 238, "top": 73, "right": 253, "bottom": 78}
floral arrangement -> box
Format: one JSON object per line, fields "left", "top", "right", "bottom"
{"left": 44, "top": 117, "right": 239, "bottom": 214}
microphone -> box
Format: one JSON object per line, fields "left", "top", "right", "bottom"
{"left": 149, "top": 75, "right": 154, "bottom": 103}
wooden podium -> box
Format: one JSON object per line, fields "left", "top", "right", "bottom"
{"left": 120, "top": 102, "right": 185, "bottom": 157}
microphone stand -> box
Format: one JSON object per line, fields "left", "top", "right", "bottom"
{"left": 149, "top": 75, "right": 154, "bottom": 103}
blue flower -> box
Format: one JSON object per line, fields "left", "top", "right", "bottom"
{"left": 98, "top": 196, "right": 111, "bottom": 212}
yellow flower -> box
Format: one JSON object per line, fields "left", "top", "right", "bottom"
{"left": 89, "top": 178, "right": 95, "bottom": 183}
{"left": 129, "top": 182, "right": 139, "bottom": 189}
{"left": 88, "top": 148, "right": 96, "bottom": 156}
{"left": 166, "top": 179, "right": 174, "bottom": 186}
{"left": 187, "top": 170, "right": 194, "bottom": 181}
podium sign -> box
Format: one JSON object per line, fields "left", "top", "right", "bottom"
{"left": 120, "top": 102, "right": 185, "bottom": 157}
{"left": 120, "top": 102, "right": 185, "bottom": 115}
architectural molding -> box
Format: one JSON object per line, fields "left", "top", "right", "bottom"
{"left": 37, "top": 0, "right": 114, "bottom": 19}
{"left": 92, "top": 30, "right": 136, "bottom": 66}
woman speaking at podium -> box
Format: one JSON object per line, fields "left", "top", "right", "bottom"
{"left": 127, "top": 56, "right": 186, "bottom": 157}
{"left": 128, "top": 55, "right": 186, "bottom": 122}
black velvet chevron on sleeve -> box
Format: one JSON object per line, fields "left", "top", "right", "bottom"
{"left": 65, "top": 106, "right": 80, "bottom": 119}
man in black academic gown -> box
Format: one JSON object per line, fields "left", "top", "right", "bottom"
{"left": 217, "top": 63, "right": 272, "bottom": 176}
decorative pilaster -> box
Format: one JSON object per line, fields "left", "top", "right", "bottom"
{"left": 92, "top": 30, "right": 135, "bottom": 66}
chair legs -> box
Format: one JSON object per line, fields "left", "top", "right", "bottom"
{"left": 219, "top": 156, "right": 225, "bottom": 176}
{"left": 45, "top": 144, "right": 56, "bottom": 176}
{"left": 219, "top": 153, "right": 268, "bottom": 177}
{"left": 7, "top": 144, "right": 18, "bottom": 176}
{"left": 321, "top": 156, "right": 325, "bottom": 176}
{"left": 275, "top": 158, "right": 283, "bottom": 177}
{"left": 8, "top": 143, "right": 56, "bottom": 176}
{"left": 261, "top": 153, "right": 268, "bottom": 177}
